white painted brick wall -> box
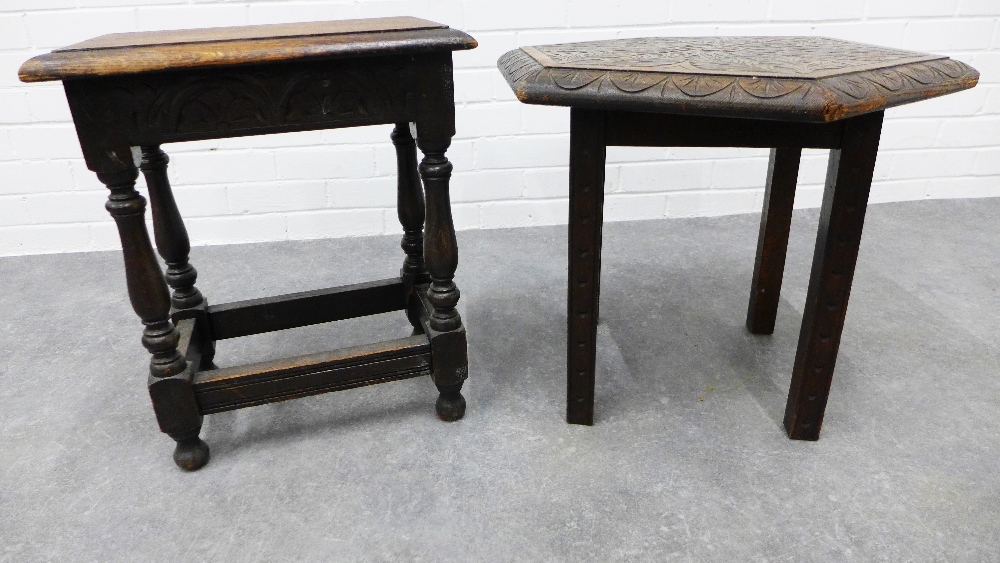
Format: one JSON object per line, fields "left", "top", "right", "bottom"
{"left": 1, "top": 1, "right": 998, "bottom": 256}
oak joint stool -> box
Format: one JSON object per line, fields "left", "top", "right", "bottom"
{"left": 499, "top": 37, "right": 978, "bottom": 439}
{"left": 20, "top": 17, "right": 477, "bottom": 470}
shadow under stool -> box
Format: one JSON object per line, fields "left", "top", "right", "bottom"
{"left": 499, "top": 36, "right": 978, "bottom": 439}
{"left": 19, "top": 17, "right": 477, "bottom": 470}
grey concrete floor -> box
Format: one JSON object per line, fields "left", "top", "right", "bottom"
{"left": 2, "top": 199, "right": 1000, "bottom": 562}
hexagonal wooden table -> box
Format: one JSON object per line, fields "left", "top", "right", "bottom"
{"left": 499, "top": 36, "right": 979, "bottom": 439}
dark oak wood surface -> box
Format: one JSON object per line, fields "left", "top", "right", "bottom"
{"left": 499, "top": 38, "right": 978, "bottom": 440}
{"left": 206, "top": 278, "right": 406, "bottom": 341}
{"left": 784, "top": 111, "right": 884, "bottom": 439}
{"left": 499, "top": 36, "right": 978, "bottom": 122}
{"left": 566, "top": 108, "right": 606, "bottom": 425}
{"left": 193, "top": 334, "right": 433, "bottom": 414}
{"left": 19, "top": 17, "right": 476, "bottom": 82}
{"left": 605, "top": 111, "right": 844, "bottom": 149}
{"left": 21, "top": 19, "right": 474, "bottom": 470}
{"left": 747, "top": 147, "right": 801, "bottom": 336}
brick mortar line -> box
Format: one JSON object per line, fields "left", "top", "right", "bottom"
{"left": 2, "top": 18, "right": 999, "bottom": 46}
{"left": 5, "top": 175, "right": 980, "bottom": 205}
{"left": 4, "top": 146, "right": 1000, "bottom": 171}
{"left": 0, "top": 182, "right": 974, "bottom": 231}
{"left": 1, "top": 185, "right": 994, "bottom": 238}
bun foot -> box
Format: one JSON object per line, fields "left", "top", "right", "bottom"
{"left": 435, "top": 388, "right": 466, "bottom": 422}
{"left": 172, "top": 436, "right": 210, "bottom": 471}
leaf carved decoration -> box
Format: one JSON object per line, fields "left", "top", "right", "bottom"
{"left": 499, "top": 48, "right": 544, "bottom": 85}
{"left": 526, "top": 37, "right": 943, "bottom": 78}
{"left": 897, "top": 63, "right": 938, "bottom": 85}
{"left": 934, "top": 59, "right": 968, "bottom": 79}
{"left": 864, "top": 69, "right": 907, "bottom": 92}
{"left": 278, "top": 70, "right": 391, "bottom": 124}
{"left": 672, "top": 74, "right": 736, "bottom": 97}
{"left": 738, "top": 77, "right": 803, "bottom": 99}
{"left": 829, "top": 75, "right": 873, "bottom": 100}
{"left": 551, "top": 69, "right": 604, "bottom": 90}
{"left": 166, "top": 76, "right": 273, "bottom": 134}
{"left": 609, "top": 72, "right": 667, "bottom": 93}
{"left": 70, "top": 61, "right": 409, "bottom": 143}
{"left": 499, "top": 45, "right": 977, "bottom": 122}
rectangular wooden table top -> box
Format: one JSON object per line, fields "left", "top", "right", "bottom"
{"left": 20, "top": 16, "right": 477, "bottom": 83}
{"left": 499, "top": 36, "right": 978, "bottom": 122}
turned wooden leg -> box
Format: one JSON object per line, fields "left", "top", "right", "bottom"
{"left": 417, "top": 132, "right": 468, "bottom": 421}
{"left": 392, "top": 123, "right": 430, "bottom": 332}
{"left": 99, "top": 161, "right": 209, "bottom": 470}
{"left": 567, "top": 108, "right": 607, "bottom": 426}
{"left": 784, "top": 111, "right": 883, "bottom": 440}
{"left": 140, "top": 146, "right": 204, "bottom": 311}
{"left": 747, "top": 147, "right": 801, "bottom": 335}
{"left": 139, "top": 145, "right": 214, "bottom": 367}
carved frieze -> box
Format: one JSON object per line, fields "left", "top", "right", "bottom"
{"left": 69, "top": 59, "right": 410, "bottom": 143}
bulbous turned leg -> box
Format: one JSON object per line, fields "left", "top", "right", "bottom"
{"left": 140, "top": 145, "right": 214, "bottom": 366}
{"left": 418, "top": 139, "right": 462, "bottom": 334}
{"left": 98, "top": 163, "right": 209, "bottom": 470}
{"left": 140, "top": 146, "right": 205, "bottom": 311}
{"left": 417, "top": 132, "right": 469, "bottom": 421}
{"left": 172, "top": 433, "right": 211, "bottom": 471}
{"left": 435, "top": 382, "right": 466, "bottom": 422}
{"left": 391, "top": 123, "right": 430, "bottom": 332}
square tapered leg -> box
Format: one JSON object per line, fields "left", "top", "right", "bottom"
{"left": 784, "top": 111, "right": 884, "bottom": 440}
{"left": 566, "top": 108, "right": 607, "bottom": 425}
{"left": 747, "top": 147, "right": 801, "bottom": 335}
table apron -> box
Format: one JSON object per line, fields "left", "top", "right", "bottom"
{"left": 605, "top": 111, "right": 845, "bottom": 149}
{"left": 64, "top": 55, "right": 423, "bottom": 152}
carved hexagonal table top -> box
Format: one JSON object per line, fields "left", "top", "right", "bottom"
{"left": 499, "top": 36, "right": 978, "bottom": 122}
{"left": 521, "top": 37, "right": 944, "bottom": 79}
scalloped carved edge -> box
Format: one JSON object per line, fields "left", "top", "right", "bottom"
{"left": 498, "top": 49, "right": 979, "bottom": 123}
